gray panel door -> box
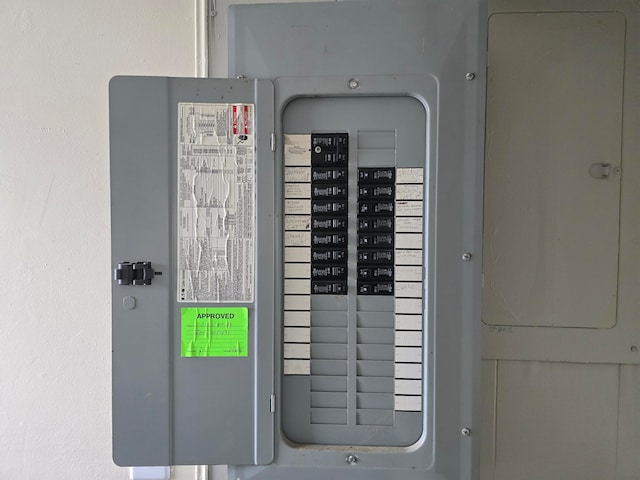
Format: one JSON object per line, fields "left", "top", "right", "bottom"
{"left": 110, "top": 76, "right": 275, "bottom": 466}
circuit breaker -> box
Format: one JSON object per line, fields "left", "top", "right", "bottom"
{"left": 110, "top": 1, "right": 486, "bottom": 479}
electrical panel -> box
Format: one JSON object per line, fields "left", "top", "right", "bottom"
{"left": 279, "top": 95, "right": 428, "bottom": 449}
{"left": 110, "top": 1, "right": 486, "bottom": 479}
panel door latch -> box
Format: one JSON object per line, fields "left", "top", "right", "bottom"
{"left": 589, "top": 163, "right": 612, "bottom": 179}
{"left": 114, "top": 261, "right": 161, "bottom": 286}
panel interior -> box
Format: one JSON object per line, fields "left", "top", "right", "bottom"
{"left": 280, "top": 95, "right": 427, "bottom": 446}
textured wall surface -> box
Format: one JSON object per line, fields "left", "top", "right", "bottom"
{"left": 0, "top": 1, "right": 194, "bottom": 478}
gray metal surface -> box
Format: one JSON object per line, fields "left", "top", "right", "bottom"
{"left": 257, "top": 73, "right": 441, "bottom": 475}
{"left": 226, "top": 0, "right": 487, "bottom": 479}
{"left": 110, "top": 77, "right": 275, "bottom": 466}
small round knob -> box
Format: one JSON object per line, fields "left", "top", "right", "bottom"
{"left": 122, "top": 296, "right": 136, "bottom": 310}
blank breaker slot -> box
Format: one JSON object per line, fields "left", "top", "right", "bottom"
{"left": 311, "top": 344, "right": 348, "bottom": 360}
{"left": 357, "top": 376, "right": 394, "bottom": 394}
{"left": 311, "top": 327, "right": 348, "bottom": 344}
{"left": 311, "top": 408, "right": 347, "bottom": 425}
{"left": 357, "top": 360, "right": 395, "bottom": 377}
{"left": 357, "top": 345, "right": 394, "bottom": 361}
{"left": 357, "top": 392, "right": 394, "bottom": 409}
{"left": 311, "top": 376, "right": 347, "bottom": 392}
{"left": 357, "top": 410, "right": 394, "bottom": 426}
{"left": 357, "top": 328, "right": 394, "bottom": 344}
{"left": 311, "top": 359, "right": 348, "bottom": 376}
{"left": 310, "top": 374, "right": 348, "bottom": 425}
{"left": 311, "top": 311, "right": 348, "bottom": 327}
{"left": 356, "top": 388, "right": 395, "bottom": 426}
{"left": 311, "top": 392, "right": 347, "bottom": 408}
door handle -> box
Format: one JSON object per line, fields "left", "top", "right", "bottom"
{"left": 589, "top": 163, "right": 612, "bottom": 179}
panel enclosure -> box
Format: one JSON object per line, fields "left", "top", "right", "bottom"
{"left": 110, "top": 0, "right": 486, "bottom": 477}
{"left": 110, "top": 77, "right": 275, "bottom": 466}
{"left": 225, "top": 1, "right": 487, "bottom": 479}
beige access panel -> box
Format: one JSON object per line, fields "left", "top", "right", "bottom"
{"left": 483, "top": 11, "right": 624, "bottom": 330}
{"left": 481, "top": 2, "right": 640, "bottom": 479}
{"left": 494, "top": 361, "right": 620, "bottom": 479}
{"left": 482, "top": 1, "right": 640, "bottom": 364}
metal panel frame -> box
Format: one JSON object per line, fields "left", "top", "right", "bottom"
{"left": 273, "top": 75, "right": 437, "bottom": 464}
{"left": 226, "top": 0, "right": 487, "bottom": 477}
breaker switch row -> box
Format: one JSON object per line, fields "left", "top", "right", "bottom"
{"left": 357, "top": 167, "right": 395, "bottom": 295}
{"left": 310, "top": 133, "right": 348, "bottom": 294}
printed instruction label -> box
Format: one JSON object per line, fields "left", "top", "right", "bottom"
{"left": 177, "top": 103, "right": 255, "bottom": 302}
{"left": 181, "top": 307, "right": 249, "bottom": 357}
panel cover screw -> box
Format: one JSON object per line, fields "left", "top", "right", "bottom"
{"left": 348, "top": 78, "right": 360, "bottom": 89}
{"left": 346, "top": 454, "right": 359, "bottom": 465}
{"left": 631, "top": 345, "right": 638, "bottom": 353}
{"left": 461, "top": 427, "right": 471, "bottom": 436}
{"left": 465, "top": 72, "right": 476, "bottom": 80}
{"left": 462, "top": 252, "right": 472, "bottom": 261}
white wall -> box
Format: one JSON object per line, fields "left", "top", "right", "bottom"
{"left": 0, "top": 1, "right": 194, "bottom": 479}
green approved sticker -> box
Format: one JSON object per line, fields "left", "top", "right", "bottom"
{"left": 181, "top": 307, "right": 248, "bottom": 357}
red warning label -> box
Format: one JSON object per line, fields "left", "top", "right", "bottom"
{"left": 232, "top": 105, "right": 238, "bottom": 134}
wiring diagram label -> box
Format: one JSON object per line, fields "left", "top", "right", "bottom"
{"left": 177, "top": 103, "right": 255, "bottom": 303}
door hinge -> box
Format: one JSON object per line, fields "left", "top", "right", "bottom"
{"left": 113, "top": 261, "right": 162, "bottom": 286}
{"left": 270, "top": 394, "right": 276, "bottom": 413}
{"left": 270, "top": 133, "right": 276, "bottom": 152}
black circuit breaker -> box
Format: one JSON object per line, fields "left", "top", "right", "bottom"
{"left": 310, "top": 133, "right": 349, "bottom": 295}
{"left": 357, "top": 168, "right": 396, "bottom": 295}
